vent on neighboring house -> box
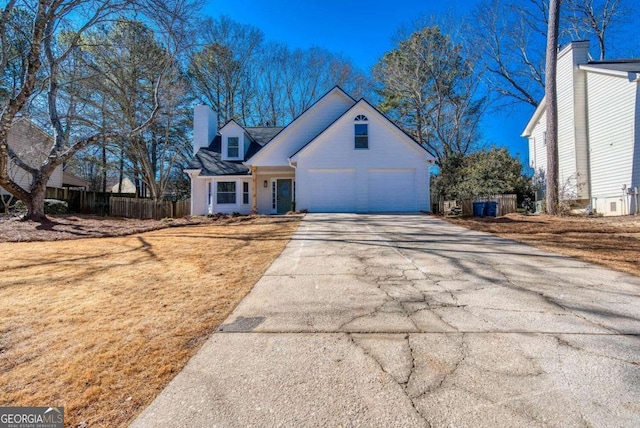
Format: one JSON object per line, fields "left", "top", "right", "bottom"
{"left": 610, "top": 201, "right": 617, "bottom": 212}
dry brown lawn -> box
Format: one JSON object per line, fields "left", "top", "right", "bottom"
{"left": 445, "top": 213, "right": 640, "bottom": 276}
{"left": 0, "top": 214, "right": 227, "bottom": 242}
{"left": 0, "top": 217, "right": 300, "bottom": 427}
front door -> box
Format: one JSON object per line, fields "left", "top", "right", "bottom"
{"left": 276, "top": 179, "right": 292, "bottom": 214}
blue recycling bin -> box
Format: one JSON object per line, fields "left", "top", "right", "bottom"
{"left": 484, "top": 201, "right": 499, "bottom": 217}
{"left": 472, "top": 202, "right": 485, "bottom": 217}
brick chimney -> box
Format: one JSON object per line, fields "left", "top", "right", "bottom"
{"left": 193, "top": 105, "right": 217, "bottom": 155}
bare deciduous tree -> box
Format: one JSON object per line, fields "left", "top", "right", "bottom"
{"left": 188, "top": 17, "right": 371, "bottom": 127}
{"left": 0, "top": 0, "right": 195, "bottom": 220}
{"left": 188, "top": 16, "right": 264, "bottom": 126}
{"left": 565, "top": 0, "right": 622, "bottom": 60}
{"left": 470, "top": 0, "right": 631, "bottom": 107}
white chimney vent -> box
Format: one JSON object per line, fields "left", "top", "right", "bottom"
{"left": 193, "top": 105, "right": 217, "bottom": 155}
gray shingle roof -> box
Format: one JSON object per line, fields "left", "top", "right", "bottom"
{"left": 189, "top": 127, "right": 284, "bottom": 176}
{"left": 188, "top": 149, "right": 250, "bottom": 176}
{"left": 245, "top": 126, "right": 284, "bottom": 145}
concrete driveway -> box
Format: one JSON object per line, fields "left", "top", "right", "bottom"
{"left": 132, "top": 214, "right": 640, "bottom": 427}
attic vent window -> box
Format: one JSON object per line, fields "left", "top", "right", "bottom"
{"left": 354, "top": 115, "right": 368, "bottom": 122}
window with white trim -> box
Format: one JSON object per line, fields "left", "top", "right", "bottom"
{"left": 354, "top": 115, "right": 368, "bottom": 149}
{"left": 217, "top": 182, "right": 236, "bottom": 204}
{"left": 227, "top": 137, "right": 239, "bottom": 158}
{"left": 242, "top": 182, "right": 249, "bottom": 204}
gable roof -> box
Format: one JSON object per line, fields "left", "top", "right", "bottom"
{"left": 521, "top": 96, "right": 546, "bottom": 138}
{"left": 289, "top": 98, "right": 434, "bottom": 161}
{"left": 62, "top": 171, "right": 90, "bottom": 188}
{"left": 244, "top": 86, "right": 356, "bottom": 166}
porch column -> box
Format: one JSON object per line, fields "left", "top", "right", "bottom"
{"left": 251, "top": 166, "right": 258, "bottom": 214}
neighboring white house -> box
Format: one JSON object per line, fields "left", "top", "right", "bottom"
{"left": 186, "top": 86, "right": 435, "bottom": 215}
{"left": 522, "top": 41, "right": 640, "bottom": 216}
{"left": 1, "top": 117, "right": 63, "bottom": 196}
{"left": 111, "top": 177, "right": 137, "bottom": 194}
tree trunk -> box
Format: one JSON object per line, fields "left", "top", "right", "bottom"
{"left": 118, "top": 138, "right": 125, "bottom": 194}
{"left": 23, "top": 180, "right": 47, "bottom": 221}
{"left": 545, "top": 0, "right": 561, "bottom": 215}
{"left": 101, "top": 139, "right": 107, "bottom": 193}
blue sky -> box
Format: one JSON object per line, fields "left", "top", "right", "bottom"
{"left": 205, "top": 0, "right": 534, "bottom": 164}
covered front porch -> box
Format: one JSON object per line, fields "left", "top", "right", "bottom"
{"left": 251, "top": 166, "right": 296, "bottom": 214}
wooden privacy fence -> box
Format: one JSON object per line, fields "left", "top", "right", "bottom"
{"left": 109, "top": 197, "right": 190, "bottom": 220}
{"left": 46, "top": 188, "right": 134, "bottom": 214}
{"left": 462, "top": 194, "right": 517, "bottom": 217}
{"left": 437, "top": 194, "right": 518, "bottom": 217}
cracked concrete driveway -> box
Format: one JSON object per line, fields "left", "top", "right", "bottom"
{"left": 132, "top": 214, "right": 640, "bottom": 427}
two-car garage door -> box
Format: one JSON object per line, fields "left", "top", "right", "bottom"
{"left": 307, "top": 168, "right": 417, "bottom": 212}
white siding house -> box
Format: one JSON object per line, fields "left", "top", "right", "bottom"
{"left": 522, "top": 41, "right": 640, "bottom": 215}
{"left": 187, "top": 87, "right": 435, "bottom": 215}
{"left": 290, "top": 100, "right": 430, "bottom": 213}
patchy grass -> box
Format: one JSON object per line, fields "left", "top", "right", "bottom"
{"left": 0, "top": 217, "right": 300, "bottom": 427}
{"left": 445, "top": 213, "right": 640, "bottom": 276}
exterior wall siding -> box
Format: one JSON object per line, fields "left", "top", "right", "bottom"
{"left": 294, "top": 105, "right": 430, "bottom": 212}
{"left": 572, "top": 56, "right": 590, "bottom": 199}
{"left": 248, "top": 90, "right": 354, "bottom": 167}
{"left": 556, "top": 45, "right": 579, "bottom": 198}
{"left": 529, "top": 113, "right": 548, "bottom": 173}
{"left": 189, "top": 175, "right": 208, "bottom": 215}
{"left": 587, "top": 72, "right": 637, "bottom": 215}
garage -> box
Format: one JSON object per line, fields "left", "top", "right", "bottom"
{"left": 308, "top": 168, "right": 356, "bottom": 212}
{"left": 368, "top": 169, "right": 417, "bottom": 212}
